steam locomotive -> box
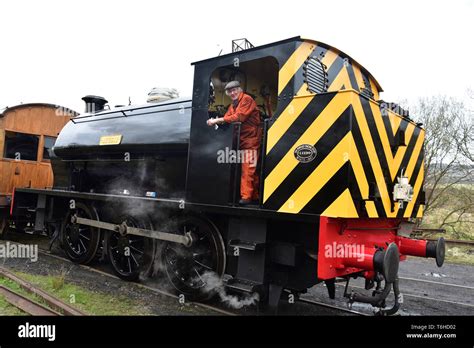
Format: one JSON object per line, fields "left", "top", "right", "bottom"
{"left": 7, "top": 37, "right": 445, "bottom": 313}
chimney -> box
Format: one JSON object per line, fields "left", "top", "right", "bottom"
{"left": 82, "top": 95, "right": 108, "bottom": 113}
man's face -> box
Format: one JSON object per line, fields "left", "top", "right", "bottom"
{"left": 227, "top": 87, "right": 241, "bottom": 101}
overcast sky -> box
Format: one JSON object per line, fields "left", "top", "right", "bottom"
{"left": 0, "top": 0, "right": 472, "bottom": 114}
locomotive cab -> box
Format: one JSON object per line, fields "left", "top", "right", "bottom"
{"left": 186, "top": 44, "right": 282, "bottom": 207}
{"left": 186, "top": 40, "right": 294, "bottom": 206}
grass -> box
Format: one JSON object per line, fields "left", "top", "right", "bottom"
{"left": 444, "top": 245, "right": 474, "bottom": 266}
{"left": 50, "top": 271, "right": 66, "bottom": 291}
{"left": 419, "top": 183, "right": 474, "bottom": 265}
{"left": 421, "top": 210, "right": 474, "bottom": 241}
{"left": 0, "top": 271, "right": 154, "bottom": 316}
{"left": 421, "top": 184, "right": 474, "bottom": 238}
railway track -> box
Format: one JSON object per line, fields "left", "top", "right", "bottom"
{"left": 0, "top": 267, "right": 86, "bottom": 316}
{"left": 27, "top": 243, "right": 238, "bottom": 316}
{"left": 336, "top": 283, "right": 474, "bottom": 310}
{"left": 39, "top": 249, "right": 361, "bottom": 316}
{"left": 4, "top": 239, "right": 472, "bottom": 316}
{"left": 3, "top": 240, "right": 370, "bottom": 316}
{"left": 42, "top": 247, "right": 377, "bottom": 316}
{"left": 426, "top": 238, "right": 474, "bottom": 246}
{"left": 296, "top": 296, "right": 368, "bottom": 316}
{"left": 399, "top": 276, "right": 474, "bottom": 291}
{"left": 0, "top": 285, "right": 60, "bottom": 316}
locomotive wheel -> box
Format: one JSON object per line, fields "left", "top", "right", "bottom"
{"left": 105, "top": 216, "right": 156, "bottom": 281}
{"left": 61, "top": 202, "right": 101, "bottom": 265}
{"left": 160, "top": 215, "right": 226, "bottom": 301}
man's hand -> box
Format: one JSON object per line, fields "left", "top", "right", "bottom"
{"left": 207, "top": 118, "right": 223, "bottom": 126}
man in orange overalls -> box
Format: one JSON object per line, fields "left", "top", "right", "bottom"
{"left": 206, "top": 81, "right": 262, "bottom": 205}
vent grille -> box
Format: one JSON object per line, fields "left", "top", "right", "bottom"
{"left": 303, "top": 57, "right": 328, "bottom": 94}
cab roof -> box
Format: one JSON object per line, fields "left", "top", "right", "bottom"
{"left": 191, "top": 36, "right": 383, "bottom": 92}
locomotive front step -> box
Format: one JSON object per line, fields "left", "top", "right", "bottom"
{"left": 228, "top": 239, "right": 265, "bottom": 251}
{"left": 224, "top": 277, "right": 263, "bottom": 293}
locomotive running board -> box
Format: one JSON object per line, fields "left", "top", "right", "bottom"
{"left": 71, "top": 216, "right": 192, "bottom": 246}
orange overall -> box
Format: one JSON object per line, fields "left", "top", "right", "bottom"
{"left": 223, "top": 93, "right": 262, "bottom": 201}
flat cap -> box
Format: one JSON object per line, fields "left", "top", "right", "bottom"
{"left": 224, "top": 81, "right": 241, "bottom": 90}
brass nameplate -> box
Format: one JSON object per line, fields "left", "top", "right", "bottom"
{"left": 99, "top": 135, "right": 122, "bottom": 145}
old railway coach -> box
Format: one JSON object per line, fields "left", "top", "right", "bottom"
{"left": 6, "top": 37, "right": 445, "bottom": 314}
{"left": 0, "top": 103, "right": 76, "bottom": 232}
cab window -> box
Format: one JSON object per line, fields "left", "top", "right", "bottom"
{"left": 208, "top": 56, "right": 279, "bottom": 120}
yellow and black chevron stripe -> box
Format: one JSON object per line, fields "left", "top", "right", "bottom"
{"left": 277, "top": 40, "right": 381, "bottom": 101}
{"left": 263, "top": 42, "right": 425, "bottom": 218}
{"left": 269, "top": 40, "right": 382, "bottom": 152}
{"left": 263, "top": 91, "right": 425, "bottom": 218}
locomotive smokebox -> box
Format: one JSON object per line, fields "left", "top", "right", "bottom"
{"left": 82, "top": 95, "right": 109, "bottom": 113}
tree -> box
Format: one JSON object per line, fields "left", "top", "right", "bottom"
{"left": 412, "top": 95, "right": 474, "bottom": 236}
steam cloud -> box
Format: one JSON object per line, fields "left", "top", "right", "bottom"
{"left": 199, "top": 271, "right": 259, "bottom": 309}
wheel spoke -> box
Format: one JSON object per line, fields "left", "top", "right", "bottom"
{"left": 193, "top": 268, "right": 205, "bottom": 286}
{"left": 79, "top": 239, "right": 87, "bottom": 253}
{"left": 127, "top": 257, "right": 132, "bottom": 273}
{"left": 193, "top": 250, "right": 211, "bottom": 257}
{"left": 130, "top": 252, "right": 140, "bottom": 267}
{"left": 130, "top": 245, "right": 144, "bottom": 255}
{"left": 193, "top": 259, "right": 212, "bottom": 270}
{"left": 79, "top": 233, "right": 90, "bottom": 241}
